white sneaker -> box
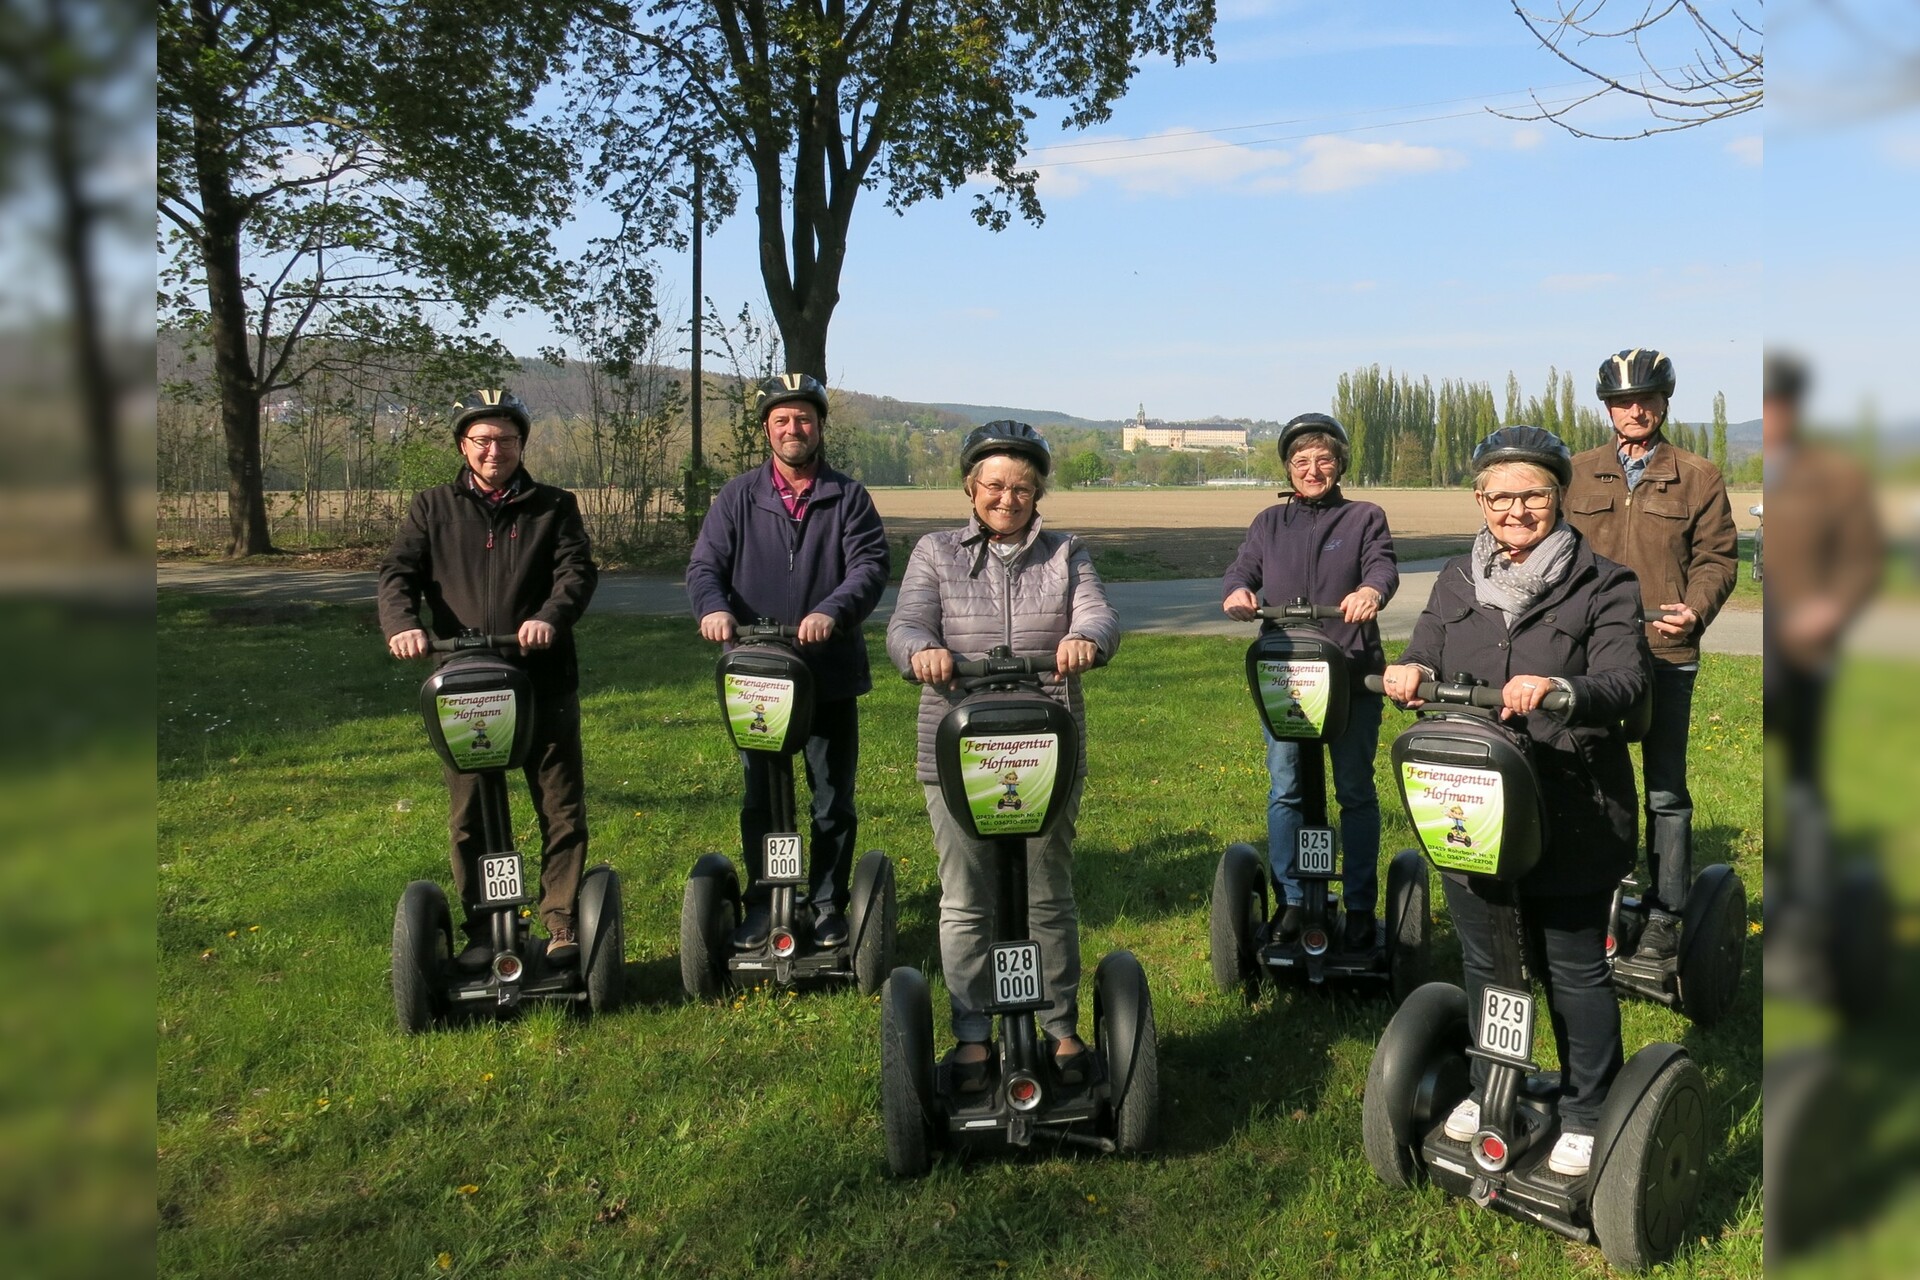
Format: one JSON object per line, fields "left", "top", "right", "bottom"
{"left": 1548, "top": 1131, "right": 1594, "bottom": 1176}
{"left": 1443, "top": 1098, "right": 1480, "bottom": 1141}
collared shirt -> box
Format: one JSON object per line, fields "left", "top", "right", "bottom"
{"left": 770, "top": 465, "right": 815, "bottom": 519}
{"left": 1618, "top": 441, "right": 1653, "bottom": 492}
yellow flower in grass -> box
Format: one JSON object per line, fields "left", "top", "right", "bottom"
{"left": 437, "top": 1253, "right": 453, "bottom": 1271}
{"left": 457, "top": 1184, "right": 479, "bottom": 1196}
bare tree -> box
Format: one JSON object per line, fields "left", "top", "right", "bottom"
{"left": 1498, "top": 2, "right": 1762, "bottom": 138}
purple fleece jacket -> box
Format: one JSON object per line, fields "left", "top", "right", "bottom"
{"left": 686, "top": 459, "right": 891, "bottom": 701}
{"left": 1220, "top": 487, "right": 1399, "bottom": 674}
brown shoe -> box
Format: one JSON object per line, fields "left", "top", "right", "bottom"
{"left": 546, "top": 925, "right": 579, "bottom": 963}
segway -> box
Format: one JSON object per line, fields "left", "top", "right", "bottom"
{"left": 1208, "top": 600, "right": 1430, "bottom": 1002}
{"left": 679, "top": 620, "right": 896, "bottom": 999}
{"left": 391, "top": 633, "right": 625, "bottom": 1033}
{"left": 1359, "top": 673, "right": 1708, "bottom": 1272}
{"left": 880, "top": 649, "right": 1158, "bottom": 1176}
{"left": 1603, "top": 610, "right": 1748, "bottom": 1027}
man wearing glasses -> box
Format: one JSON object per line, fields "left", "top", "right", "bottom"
{"left": 379, "top": 390, "right": 599, "bottom": 969}
{"left": 1565, "top": 349, "right": 1737, "bottom": 963}
{"left": 1222, "top": 413, "right": 1398, "bottom": 948}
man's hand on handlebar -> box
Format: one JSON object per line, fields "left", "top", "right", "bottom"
{"left": 795, "top": 612, "right": 836, "bottom": 646}
{"left": 389, "top": 628, "right": 430, "bottom": 660}
{"left": 1339, "top": 586, "right": 1381, "bottom": 624}
{"left": 517, "top": 619, "right": 556, "bottom": 652}
{"left": 910, "top": 646, "right": 956, "bottom": 687}
{"left": 699, "top": 611, "right": 738, "bottom": 644}
{"left": 1223, "top": 588, "right": 1260, "bottom": 622}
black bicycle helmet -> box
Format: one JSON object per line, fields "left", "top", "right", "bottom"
{"left": 960, "top": 420, "right": 1052, "bottom": 477}
{"left": 1277, "top": 412, "right": 1350, "bottom": 470}
{"left": 452, "top": 390, "right": 532, "bottom": 442}
{"left": 1596, "top": 348, "right": 1677, "bottom": 402}
{"left": 1471, "top": 425, "right": 1573, "bottom": 488}
{"left": 1764, "top": 350, "right": 1809, "bottom": 403}
{"left": 756, "top": 372, "right": 830, "bottom": 422}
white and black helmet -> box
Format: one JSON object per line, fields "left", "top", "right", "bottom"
{"left": 1277, "top": 412, "right": 1350, "bottom": 476}
{"left": 1596, "top": 348, "right": 1677, "bottom": 402}
{"left": 960, "top": 420, "right": 1052, "bottom": 477}
{"left": 756, "top": 372, "right": 830, "bottom": 422}
{"left": 452, "top": 390, "right": 532, "bottom": 442}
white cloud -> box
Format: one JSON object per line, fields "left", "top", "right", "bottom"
{"left": 1542, "top": 272, "right": 1622, "bottom": 293}
{"left": 1726, "top": 135, "right": 1763, "bottom": 166}
{"left": 1025, "top": 130, "right": 1293, "bottom": 199}
{"left": 1882, "top": 133, "right": 1920, "bottom": 168}
{"left": 1510, "top": 128, "right": 1546, "bottom": 151}
{"left": 1280, "top": 136, "right": 1465, "bottom": 194}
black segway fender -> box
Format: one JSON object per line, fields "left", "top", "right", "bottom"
{"left": 1094, "top": 950, "right": 1151, "bottom": 1098}
{"left": 1375, "top": 981, "right": 1469, "bottom": 1148}
{"left": 680, "top": 854, "right": 741, "bottom": 1001}
{"left": 576, "top": 862, "right": 618, "bottom": 964}
{"left": 1589, "top": 1040, "right": 1690, "bottom": 1185}
{"left": 1676, "top": 862, "right": 1746, "bottom": 1026}
{"left": 848, "top": 849, "right": 897, "bottom": 995}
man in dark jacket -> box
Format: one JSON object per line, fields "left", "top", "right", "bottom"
{"left": 1565, "top": 348, "right": 1736, "bottom": 963}
{"left": 378, "top": 391, "right": 599, "bottom": 968}
{"left": 687, "top": 373, "right": 891, "bottom": 949}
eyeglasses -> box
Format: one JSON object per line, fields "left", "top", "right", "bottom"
{"left": 464, "top": 434, "right": 521, "bottom": 454}
{"left": 1478, "top": 488, "right": 1557, "bottom": 513}
{"left": 1288, "top": 455, "right": 1338, "bottom": 474}
{"left": 976, "top": 482, "right": 1037, "bottom": 503}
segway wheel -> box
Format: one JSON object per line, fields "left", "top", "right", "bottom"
{"left": 1675, "top": 864, "right": 1745, "bottom": 1027}
{"left": 392, "top": 880, "right": 452, "bottom": 1035}
{"left": 1384, "top": 849, "right": 1432, "bottom": 1005}
{"left": 1362, "top": 981, "right": 1469, "bottom": 1188}
{"left": 879, "top": 967, "right": 936, "bottom": 1177}
{"left": 580, "top": 865, "right": 625, "bottom": 1015}
{"left": 679, "top": 854, "right": 739, "bottom": 1001}
{"left": 1094, "top": 950, "right": 1160, "bottom": 1153}
{"left": 1763, "top": 1047, "right": 1843, "bottom": 1267}
{"left": 1208, "top": 842, "right": 1268, "bottom": 997}
{"left": 1831, "top": 861, "right": 1892, "bottom": 1022}
{"left": 1592, "top": 1052, "right": 1709, "bottom": 1272}
{"left": 849, "top": 850, "right": 898, "bottom": 996}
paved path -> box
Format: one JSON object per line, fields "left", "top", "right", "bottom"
{"left": 158, "top": 561, "right": 1770, "bottom": 655}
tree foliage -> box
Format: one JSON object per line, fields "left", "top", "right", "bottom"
{"left": 157, "top": 0, "right": 578, "bottom": 554}
{"left": 569, "top": 0, "right": 1216, "bottom": 378}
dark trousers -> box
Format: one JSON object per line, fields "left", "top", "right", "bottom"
{"left": 1442, "top": 877, "right": 1622, "bottom": 1133}
{"left": 1641, "top": 662, "right": 1697, "bottom": 913}
{"left": 446, "top": 689, "right": 588, "bottom": 937}
{"left": 740, "top": 696, "right": 858, "bottom": 911}
{"left": 1764, "top": 650, "right": 1835, "bottom": 919}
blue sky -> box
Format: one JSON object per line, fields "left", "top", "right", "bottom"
{"left": 497, "top": 3, "right": 1780, "bottom": 425}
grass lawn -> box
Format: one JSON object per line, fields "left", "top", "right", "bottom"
{"left": 158, "top": 601, "right": 1763, "bottom": 1278}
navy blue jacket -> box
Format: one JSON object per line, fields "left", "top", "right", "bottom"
{"left": 686, "top": 460, "right": 891, "bottom": 701}
{"left": 1221, "top": 487, "right": 1399, "bottom": 674}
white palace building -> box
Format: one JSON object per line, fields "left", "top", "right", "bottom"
{"left": 1119, "top": 404, "right": 1249, "bottom": 453}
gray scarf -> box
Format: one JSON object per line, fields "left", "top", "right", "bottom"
{"left": 1472, "top": 521, "right": 1577, "bottom": 626}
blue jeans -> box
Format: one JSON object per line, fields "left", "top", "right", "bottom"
{"left": 1643, "top": 663, "right": 1697, "bottom": 912}
{"left": 1266, "top": 691, "right": 1384, "bottom": 913}
{"left": 739, "top": 697, "right": 859, "bottom": 911}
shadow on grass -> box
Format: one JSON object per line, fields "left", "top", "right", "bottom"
{"left": 1074, "top": 826, "right": 1224, "bottom": 930}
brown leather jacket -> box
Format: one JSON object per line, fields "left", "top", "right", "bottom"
{"left": 1764, "top": 443, "right": 1884, "bottom": 671}
{"left": 1565, "top": 437, "right": 1737, "bottom": 665}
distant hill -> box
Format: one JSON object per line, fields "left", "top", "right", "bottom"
{"left": 926, "top": 403, "right": 1124, "bottom": 431}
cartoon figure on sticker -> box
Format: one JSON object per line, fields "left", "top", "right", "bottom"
{"left": 1284, "top": 687, "right": 1308, "bottom": 721}
{"left": 996, "top": 769, "right": 1023, "bottom": 812}
{"left": 748, "top": 702, "right": 769, "bottom": 734}
{"left": 1444, "top": 803, "right": 1472, "bottom": 848}
{"left": 469, "top": 716, "right": 492, "bottom": 752}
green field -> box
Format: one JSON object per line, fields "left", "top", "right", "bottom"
{"left": 158, "top": 601, "right": 1764, "bottom": 1278}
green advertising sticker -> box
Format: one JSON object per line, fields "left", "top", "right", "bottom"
{"left": 723, "top": 673, "right": 795, "bottom": 751}
{"left": 437, "top": 689, "right": 518, "bottom": 771}
{"left": 1257, "top": 659, "right": 1331, "bottom": 739}
{"left": 1401, "top": 760, "right": 1506, "bottom": 875}
{"left": 959, "top": 733, "right": 1060, "bottom": 836}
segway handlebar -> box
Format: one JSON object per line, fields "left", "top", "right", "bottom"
{"left": 427, "top": 633, "right": 524, "bottom": 653}
{"left": 1255, "top": 599, "right": 1347, "bottom": 622}
{"left": 735, "top": 619, "right": 809, "bottom": 641}
{"left": 1364, "top": 672, "right": 1570, "bottom": 713}
{"left": 951, "top": 653, "right": 1060, "bottom": 679}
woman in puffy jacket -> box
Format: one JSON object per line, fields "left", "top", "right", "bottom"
{"left": 885, "top": 421, "right": 1121, "bottom": 1092}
